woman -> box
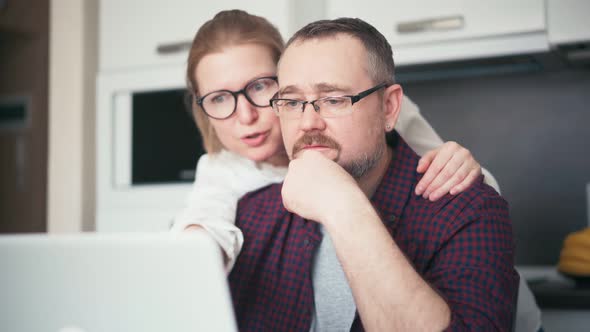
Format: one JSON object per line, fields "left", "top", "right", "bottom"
{"left": 171, "top": 10, "right": 541, "bottom": 332}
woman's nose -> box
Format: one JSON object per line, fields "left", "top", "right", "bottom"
{"left": 235, "top": 94, "right": 259, "bottom": 125}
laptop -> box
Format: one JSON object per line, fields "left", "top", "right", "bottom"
{"left": 0, "top": 232, "right": 237, "bottom": 332}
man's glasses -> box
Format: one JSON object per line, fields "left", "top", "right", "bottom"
{"left": 270, "top": 83, "right": 388, "bottom": 119}
{"left": 196, "top": 76, "right": 278, "bottom": 120}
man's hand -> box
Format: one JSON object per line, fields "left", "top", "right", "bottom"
{"left": 415, "top": 141, "right": 482, "bottom": 201}
{"left": 281, "top": 150, "right": 363, "bottom": 224}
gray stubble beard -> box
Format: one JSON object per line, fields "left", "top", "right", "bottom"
{"left": 340, "top": 140, "right": 385, "bottom": 179}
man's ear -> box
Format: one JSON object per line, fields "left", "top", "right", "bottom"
{"left": 383, "top": 84, "right": 403, "bottom": 132}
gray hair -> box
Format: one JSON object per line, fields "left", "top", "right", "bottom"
{"left": 285, "top": 17, "right": 395, "bottom": 85}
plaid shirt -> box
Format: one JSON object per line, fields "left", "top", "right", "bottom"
{"left": 229, "top": 132, "right": 518, "bottom": 331}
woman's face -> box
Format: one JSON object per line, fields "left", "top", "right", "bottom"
{"left": 195, "top": 44, "right": 287, "bottom": 166}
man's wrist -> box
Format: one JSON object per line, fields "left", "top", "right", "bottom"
{"left": 322, "top": 187, "right": 374, "bottom": 230}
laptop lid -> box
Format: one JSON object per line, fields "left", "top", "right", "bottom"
{"left": 0, "top": 232, "right": 237, "bottom": 332}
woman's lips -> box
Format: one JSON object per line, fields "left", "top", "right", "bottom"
{"left": 241, "top": 131, "right": 270, "bottom": 147}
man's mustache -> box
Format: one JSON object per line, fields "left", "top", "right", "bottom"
{"left": 292, "top": 132, "right": 341, "bottom": 157}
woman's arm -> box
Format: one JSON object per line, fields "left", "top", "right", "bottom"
{"left": 171, "top": 151, "right": 283, "bottom": 272}
{"left": 171, "top": 153, "right": 244, "bottom": 272}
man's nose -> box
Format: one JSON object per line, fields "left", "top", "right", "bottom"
{"left": 299, "top": 103, "right": 326, "bottom": 132}
{"left": 235, "top": 93, "right": 258, "bottom": 125}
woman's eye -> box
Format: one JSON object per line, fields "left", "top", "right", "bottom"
{"left": 252, "top": 83, "right": 265, "bottom": 91}
{"left": 211, "top": 95, "right": 226, "bottom": 104}
{"left": 249, "top": 80, "right": 274, "bottom": 93}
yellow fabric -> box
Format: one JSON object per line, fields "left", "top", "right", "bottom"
{"left": 558, "top": 228, "right": 590, "bottom": 276}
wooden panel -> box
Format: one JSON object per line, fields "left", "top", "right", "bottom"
{"left": 0, "top": 0, "right": 49, "bottom": 233}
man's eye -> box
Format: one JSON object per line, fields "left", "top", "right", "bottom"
{"left": 286, "top": 100, "right": 300, "bottom": 108}
{"left": 324, "top": 98, "right": 345, "bottom": 105}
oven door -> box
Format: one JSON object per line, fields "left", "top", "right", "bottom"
{"left": 96, "top": 66, "right": 205, "bottom": 232}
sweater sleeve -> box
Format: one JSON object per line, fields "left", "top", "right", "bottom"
{"left": 170, "top": 151, "right": 283, "bottom": 272}
{"left": 170, "top": 153, "right": 243, "bottom": 272}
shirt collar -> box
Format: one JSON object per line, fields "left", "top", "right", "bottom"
{"left": 370, "top": 131, "right": 420, "bottom": 231}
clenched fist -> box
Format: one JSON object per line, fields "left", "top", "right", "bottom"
{"left": 281, "top": 150, "right": 365, "bottom": 225}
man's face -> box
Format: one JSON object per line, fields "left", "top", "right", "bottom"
{"left": 277, "top": 34, "right": 388, "bottom": 178}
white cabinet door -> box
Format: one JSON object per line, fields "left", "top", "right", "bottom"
{"left": 99, "top": 0, "right": 293, "bottom": 72}
{"left": 327, "top": 0, "right": 544, "bottom": 45}
{"left": 547, "top": 0, "right": 590, "bottom": 45}
{"left": 326, "top": 0, "right": 547, "bottom": 65}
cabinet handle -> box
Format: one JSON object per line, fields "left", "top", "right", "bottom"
{"left": 156, "top": 41, "right": 192, "bottom": 55}
{"left": 397, "top": 15, "right": 464, "bottom": 34}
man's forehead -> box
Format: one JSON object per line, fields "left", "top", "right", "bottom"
{"left": 278, "top": 35, "right": 368, "bottom": 95}
{"left": 282, "top": 34, "right": 362, "bottom": 61}
{"left": 278, "top": 82, "right": 353, "bottom": 96}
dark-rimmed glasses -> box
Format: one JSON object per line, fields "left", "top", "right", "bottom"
{"left": 270, "top": 83, "right": 388, "bottom": 119}
{"left": 196, "top": 76, "right": 278, "bottom": 120}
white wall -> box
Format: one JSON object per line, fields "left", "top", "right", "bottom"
{"left": 47, "top": 0, "right": 98, "bottom": 233}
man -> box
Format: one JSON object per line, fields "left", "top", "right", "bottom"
{"left": 228, "top": 18, "right": 518, "bottom": 331}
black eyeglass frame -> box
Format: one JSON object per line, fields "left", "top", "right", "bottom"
{"left": 270, "top": 82, "right": 389, "bottom": 114}
{"left": 195, "top": 76, "right": 278, "bottom": 120}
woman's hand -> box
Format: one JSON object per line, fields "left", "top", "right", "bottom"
{"left": 415, "top": 141, "right": 482, "bottom": 201}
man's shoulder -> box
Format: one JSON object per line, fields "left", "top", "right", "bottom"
{"left": 396, "top": 177, "right": 512, "bottom": 270}
{"left": 449, "top": 178, "right": 508, "bottom": 218}
{"left": 237, "top": 182, "right": 284, "bottom": 214}
{"left": 405, "top": 177, "right": 510, "bottom": 232}
{"left": 234, "top": 183, "right": 294, "bottom": 254}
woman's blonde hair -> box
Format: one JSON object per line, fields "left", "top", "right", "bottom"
{"left": 186, "top": 10, "right": 284, "bottom": 153}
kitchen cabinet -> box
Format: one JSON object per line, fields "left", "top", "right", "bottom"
{"left": 547, "top": 0, "right": 590, "bottom": 45}
{"left": 326, "top": 0, "right": 548, "bottom": 65}
{"left": 99, "top": 0, "right": 294, "bottom": 72}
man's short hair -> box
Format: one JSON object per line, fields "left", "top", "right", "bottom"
{"left": 285, "top": 18, "right": 395, "bottom": 85}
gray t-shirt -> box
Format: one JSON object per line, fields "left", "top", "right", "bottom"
{"left": 310, "top": 225, "right": 357, "bottom": 331}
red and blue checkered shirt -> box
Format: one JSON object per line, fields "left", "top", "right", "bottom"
{"left": 229, "top": 132, "right": 519, "bottom": 331}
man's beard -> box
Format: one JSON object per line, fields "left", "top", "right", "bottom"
{"left": 291, "top": 131, "right": 384, "bottom": 179}
{"left": 340, "top": 143, "right": 384, "bottom": 179}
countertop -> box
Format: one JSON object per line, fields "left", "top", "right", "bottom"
{"left": 518, "top": 265, "right": 590, "bottom": 309}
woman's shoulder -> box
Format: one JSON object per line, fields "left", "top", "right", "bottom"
{"left": 197, "top": 150, "right": 256, "bottom": 175}
{"left": 195, "top": 150, "right": 286, "bottom": 188}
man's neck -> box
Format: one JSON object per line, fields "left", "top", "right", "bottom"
{"left": 357, "top": 146, "right": 393, "bottom": 198}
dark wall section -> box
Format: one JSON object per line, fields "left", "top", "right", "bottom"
{"left": 403, "top": 67, "right": 590, "bottom": 265}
